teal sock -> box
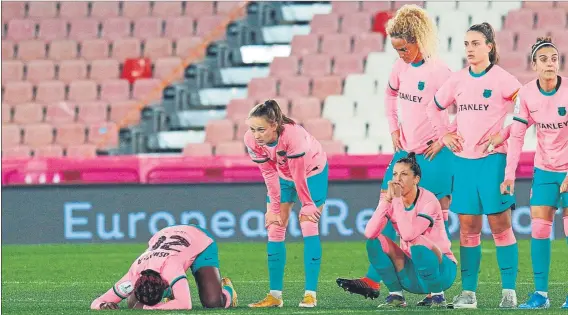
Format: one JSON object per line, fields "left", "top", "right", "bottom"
{"left": 496, "top": 243, "right": 518, "bottom": 290}
{"left": 223, "top": 285, "right": 234, "bottom": 300}
{"left": 267, "top": 241, "right": 286, "bottom": 291}
{"left": 382, "top": 220, "right": 397, "bottom": 241}
{"left": 303, "top": 235, "right": 322, "bottom": 291}
{"left": 566, "top": 236, "right": 568, "bottom": 245}
{"left": 444, "top": 220, "right": 451, "bottom": 240}
{"left": 531, "top": 238, "right": 550, "bottom": 292}
{"left": 366, "top": 239, "right": 403, "bottom": 291}
{"left": 365, "top": 263, "right": 382, "bottom": 283}
{"left": 410, "top": 245, "right": 443, "bottom": 293}
{"left": 460, "top": 245, "right": 481, "bottom": 292}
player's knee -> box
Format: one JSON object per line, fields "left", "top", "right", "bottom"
{"left": 200, "top": 294, "right": 224, "bottom": 309}
{"left": 366, "top": 235, "right": 389, "bottom": 255}
{"left": 300, "top": 221, "right": 318, "bottom": 237}
{"left": 460, "top": 231, "right": 481, "bottom": 247}
{"left": 531, "top": 218, "right": 552, "bottom": 239}
{"left": 492, "top": 227, "right": 516, "bottom": 246}
{"left": 267, "top": 224, "right": 287, "bottom": 242}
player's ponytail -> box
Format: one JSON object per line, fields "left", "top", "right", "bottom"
{"left": 396, "top": 152, "right": 422, "bottom": 178}
{"left": 530, "top": 36, "right": 557, "bottom": 62}
{"left": 468, "top": 22, "right": 499, "bottom": 64}
{"left": 134, "top": 269, "right": 168, "bottom": 306}
{"left": 249, "top": 99, "right": 296, "bottom": 134}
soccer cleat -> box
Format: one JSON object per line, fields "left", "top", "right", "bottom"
{"left": 335, "top": 277, "right": 380, "bottom": 299}
{"left": 221, "top": 277, "right": 238, "bottom": 307}
{"left": 377, "top": 294, "right": 407, "bottom": 308}
{"left": 562, "top": 295, "right": 568, "bottom": 309}
{"left": 499, "top": 289, "right": 517, "bottom": 308}
{"left": 519, "top": 292, "right": 550, "bottom": 309}
{"left": 298, "top": 293, "right": 317, "bottom": 308}
{"left": 451, "top": 291, "right": 477, "bottom": 309}
{"left": 430, "top": 294, "right": 447, "bottom": 308}
{"left": 248, "top": 294, "right": 283, "bottom": 308}
{"left": 416, "top": 294, "right": 433, "bottom": 307}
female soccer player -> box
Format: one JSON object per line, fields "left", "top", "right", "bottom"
{"left": 364, "top": 153, "right": 457, "bottom": 308}
{"left": 245, "top": 100, "right": 328, "bottom": 308}
{"left": 428, "top": 22, "right": 521, "bottom": 309}
{"left": 500, "top": 37, "right": 568, "bottom": 309}
{"left": 90, "top": 225, "right": 237, "bottom": 310}
{"left": 336, "top": 5, "right": 454, "bottom": 307}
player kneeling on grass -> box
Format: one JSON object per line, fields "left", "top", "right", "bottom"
{"left": 363, "top": 153, "right": 457, "bottom": 308}
{"left": 90, "top": 225, "right": 237, "bottom": 310}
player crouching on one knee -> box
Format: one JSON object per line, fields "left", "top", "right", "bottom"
{"left": 363, "top": 153, "right": 457, "bottom": 308}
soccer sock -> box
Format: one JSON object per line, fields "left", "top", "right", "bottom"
{"left": 303, "top": 235, "right": 322, "bottom": 291}
{"left": 267, "top": 241, "right": 286, "bottom": 291}
{"left": 442, "top": 209, "right": 451, "bottom": 240}
{"left": 494, "top": 227, "right": 518, "bottom": 290}
{"left": 564, "top": 216, "right": 568, "bottom": 245}
{"left": 364, "top": 264, "right": 382, "bottom": 285}
{"left": 366, "top": 238, "right": 403, "bottom": 292}
{"left": 531, "top": 218, "right": 552, "bottom": 292}
{"left": 460, "top": 232, "right": 481, "bottom": 292}
{"left": 222, "top": 286, "right": 234, "bottom": 308}
{"left": 410, "top": 245, "right": 443, "bottom": 293}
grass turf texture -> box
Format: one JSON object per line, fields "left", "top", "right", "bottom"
{"left": 2, "top": 240, "right": 567, "bottom": 314}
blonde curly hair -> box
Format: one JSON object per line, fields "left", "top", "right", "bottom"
{"left": 386, "top": 4, "right": 439, "bottom": 61}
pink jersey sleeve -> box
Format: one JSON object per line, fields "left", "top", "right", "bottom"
{"left": 500, "top": 73, "right": 522, "bottom": 139}
{"left": 144, "top": 267, "right": 192, "bottom": 310}
{"left": 430, "top": 64, "right": 453, "bottom": 137}
{"left": 385, "top": 59, "right": 403, "bottom": 133}
{"left": 244, "top": 131, "right": 281, "bottom": 213}
{"left": 364, "top": 199, "right": 393, "bottom": 239}
{"left": 90, "top": 271, "right": 134, "bottom": 309}
{"left": 390, "top": 197, "right": 439, "bottom": 242}
{"left": 428, "top": 73, "right": 457, "bottom": 139}
{"left": 505, "top": 91, "right": 532, "bottom": 181}
{"left": 283, "top": 125, "right": 315, "bottom": 207}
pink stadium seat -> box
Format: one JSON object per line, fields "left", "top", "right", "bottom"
{"left": 109, "top": 101, "right": 140, "bottom": 125}
{"left": 58, "top": 60, "right": 88, "bottom": 83}
{"left": 13, "top": 102, "right": 43, "bottom": 124}
{"left": 175, "top": 37, "right": 205, "bottom": 58}
{"left": 2, "top": 40, "right": 15, "bottom": 60}
{"left": 341, "top": 12, "right": 372, "bottom": 35}
{"left": 91, "top": 2, "right": 120, "bottom": 19}
{"left": 100, "top": 79, "right": 130, "bottom": 102}
{"left": 102, "top": 18, "right": 131, "bottom": 40}
{"left": 36, "top": 80, "right": 66, "bottom": 103}
{"left": 27, "top": 2, "right": 57, "bottom": 20}
{"left": 165, "top": 17, "right": 195, "bottom": 39}
{"left": 310, "top": 14, "right": 340, "bottom": 35}
{"left": 290, "top": 97, "right": 321, "bottom": 122}
{"left": 2, "top": 124, "right": 22, "bottom": 148}
{"left": 331, "top": 2, "right": 360, "bottom": 15}
{"left": 26, "top": 60, "right": 55, "bottom": 84}
{"left": 504, "top": 9, "right": 535, "bottom": 30}
{"left": 269, "top": 56, "right": 299, "bottom": 77}
{"left": 195, "top": 16, "right": 226, "bottom": 37}
{"left": 69, "top": 19, "right": 100, "bottom": 41}
{"left": 122, "top": 1, "right": 151, "bottom": 19}
{"left": 226, "top": 98, "right": 255, "bottom": 121}
{"left": 80, "top": 39, "right": 110, "bottom": 60}
{"left": 291, "top": 34, "right": 320, "bottom": 56}
{"left": 154, "top": 57, "right": 184, "bottom": 81}
{"left": 153, "top": 2, "right": 183, "bottom": 17}
{"left": 302, "top": 54, "right": 332, "bottom": 77}
{"left": 143, "top": 38, "right": 173, "bottom": 59}
{"left": 59, "top": 1, "right": 89, "bottom": 19}
{"left": 550, "top": 30, "right": 568, "bottom": 50}
{"left": 303, "top": 118, "right": 333, "bottom": 141}
{"left": 88, "top": 122, "right": 119, "bottom": 148}
{"left": 393, "top": 1, "right": 423, "bottom": 9}
{"left": 45, "top": 102, "right": 77, "bottom": 123}
{"left": 185, "top": 1, "right": 215, "bottom": 18}
{"left": 235, "top": 120, "right": 248, "bottom": 140}
{"left": 321, "top": 33, "right": 352, "bottom": 55}
{"left": 517, "top": 30, "right": 545, "bottom": 52}
{"left": 320, "top": 140, "right": 345, "bottom": 155}
{"left": 48, "top": 40, "right": 78, "bottom": 61}
{"left": 77, "top": 102, "right": 108, "bottom": 123}
{"left": 215, "top": 141, "right": 246, "bottom": 156}
{"left": 68, "top": 80, "right": 98, "bottom": 102}
{"left": 24, "top": 123, "right": 54, "bottom": 146}
{"left": 248, "top": 77, "right": 277, "bottom": 99}
{"left": 333, "top": 54, "right": 365, "bottom": 77}
{"left": 16, "top": 39, "right": 46, "bottom": 61}
{"left": 182, "top": 142, "right": 213, "bottom": 156}
{"left": 3, "top": 81, "right": 33, "bottom": 104}
{"left": 205, "top": 119, "right": 235, "bottom": 145}
{"left": 7, "top": 19, "right": 36, "bottom": 41}
{"left": 496, "top": 30, "right": 515, "bottom": 53}
{"left": 536, "top": 9, "right": 567, "bottom": 30}
{"left": 279, "top": 76, "right": 311, "bottom": 98}
{"left": 2, "top": 146, "right": 31, "bottom": 158}
{"left": 132, "top": 78, "right": 162, "bottom": 102}
{"left": 1, "top": 2, "right": 26, "bottom": 21}
{"left": 361, "top": 1, "right": 392, "bottom": 13}
{"left": 134, "top": 17, "right": 163, "bottom": 40}
{"left": 353, "top": 33, "right": 384, "bottom": 55}
{"left": 34, "top": 145, "right": 64, "bottom": 158}
{"left": 216, "top": 1, "right": 246, "bottom": 16}
{"left": 66, "top": 144, "right": 98, "bottom": 158}
{"left": 56, "top": 123, "right": 86, "bottom": 146}
{"left": 523, "top": 1, "right": 554, "bottom": 9}
{"left": 38, "top": 19, "right": 68, "bottom": 41}
{"left": 111, "top": 38, "right": 142, "bottom": 60}
{"left": 2, "top": 60, "right": 24, "bottom": 83}
{"left": 2, "top": 103, "right": 13, "bottom": 123}
{"left": 557, "top": 1, "right": 568, "bottom": 9}
{"left": 312, "top": 76, "right": 343, "bottom": 100}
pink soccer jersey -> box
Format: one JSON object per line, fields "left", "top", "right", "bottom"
{"left": 365, "top": 188, "right": 456, "bottom": 263}
{"left": 429, "top": 64, "right": 521, "bottom": 159}
{"left": 244, "top": 123, "right": 327, "bottom": 213}
{"left": 90, "top": 225, "right": 213, "bottom": 310}
{"left": 505, "top": 77, "right": 568, "bottom": 180}
{"left": 385, "top": 58, "right": 452, "bottom": 153}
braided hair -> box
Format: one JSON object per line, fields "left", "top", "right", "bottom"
{"left": 468, "top": 22, "right": 499, "bottom": 64}
{"left": 395, "top": 152, "right": 422, "bottom": 178}
{"left": 248, "top": 99, "right": 295, "bottom": 134}
{"left": 134, "top": 269, "right": 168, "bottom": 306}
{"left": 530, "top": 36, "right": 557, "bottom": 62}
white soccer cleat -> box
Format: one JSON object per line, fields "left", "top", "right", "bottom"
{"left": 499, "top": 289, "right": 517, "bottom": 308}
{"left": 452, "top": 291, "right": 477, "bottom": 309}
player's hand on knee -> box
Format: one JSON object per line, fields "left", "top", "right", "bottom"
{"left": 100, "top": 302, "right": 119, "bottom": 310}
{"left": 560, "top": 175, "right": 568, "bottom": 193}
{"left": 265, "top": 211, "right": 283, "bottom": 228}
{"left": 300, "top": 204, "right": 321, "bottom": 223}
{"left": 500, "top": 179, "right": 515, "bottom": 195}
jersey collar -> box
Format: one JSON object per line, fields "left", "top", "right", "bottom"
{"left": 469, "top": 63, "right": 494, "bottom": 78}
{"left": 537, "top": 75, "right": 562, "bottom": 96}
{"left": 411, "top": 59, "right": 425, "bottom": 67}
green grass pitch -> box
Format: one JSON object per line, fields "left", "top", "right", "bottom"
{"left": 2, "top": 240, "right": 567, "bottom": 314}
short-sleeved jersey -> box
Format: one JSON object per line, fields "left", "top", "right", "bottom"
{"left": 433, "top": 64, "right": 521, "bottom": 159}
{"left": 386, "top": 58, "right": 452, "bottom": 153}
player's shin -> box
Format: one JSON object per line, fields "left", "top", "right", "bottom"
{"left": 493, "top": 227, "right": 518, "bottom": 290}
{"left": 460, "top": 232, "right": 481, "bottom": 292}
{"left": 531, "top": 218, "right": 552, "bottom": 294}
{"left": 301, "top": 221, "right": 321, "bottom": 293}
{"left": 410, "top": 245, "right": 443, "bottom": 293}
{"left": 366, "top": 236, "right": 403, "bottom": 292}
{"left": 267, "top": 225, "right": 287, "bottom": 297}
{"left": 564, "top": 216, "right": 568, "bottom": 245}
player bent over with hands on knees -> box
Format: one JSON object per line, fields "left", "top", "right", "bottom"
{"left": 90, "top": 225, "right": 237, "bottom": 310}
{"left": 363, "top": 153, "right": 457, "bottom": 309}
{"left": 499, "top": 36, "right": 568, "bottom": 309}
{"left": 244, "top": 100, "right": 329, "bottom": 308}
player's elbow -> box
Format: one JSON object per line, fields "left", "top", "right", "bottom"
{"left": 90, "top": 299, "right": 102, "bottom": 310}
{"left": 364, "top": 226, "right": 378, "bottom": 239}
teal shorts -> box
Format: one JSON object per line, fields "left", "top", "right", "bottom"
{"left": 266, "top": 163, "right": 329, "bottom": 207}
{"left": 381, "top": 148, "right": 454, "bottom": 199}
{"left": 398, "top": 254, "right": 457, "bottom": 295}
{"left": 452, "top": 153, "right": 515, "bottom": 215}
{"left": 190, "top": 225, "right": 220, "bottom": 274}
{"left": 530, "top": 168, "right": 568, "bottom": 208}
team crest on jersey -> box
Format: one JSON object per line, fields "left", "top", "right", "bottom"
{"left": 417, "top": 81, "right": 425, "bottom": 91}
{"left": 117, "top": 280, "right": 133, "bottom": 296}
{"left": 483, "top": 89, "right": 492, "bottom": 98}
{"left": 559, "top": 106, "right": 566, "bottom": 116}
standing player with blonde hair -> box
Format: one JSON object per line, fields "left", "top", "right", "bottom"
{"left": 336, "top": 4, "right": 455, "bottom": 308}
